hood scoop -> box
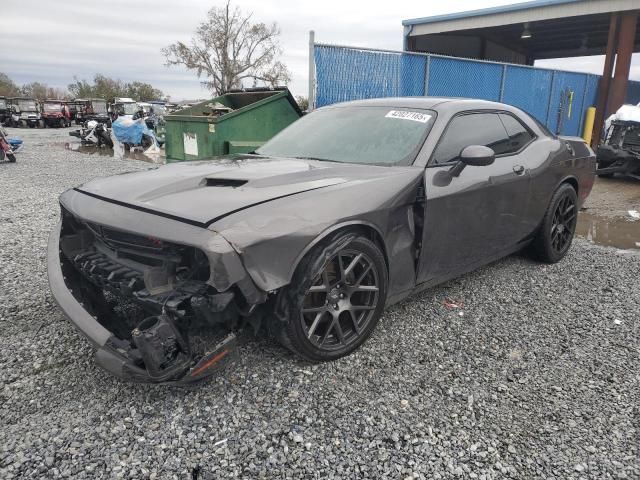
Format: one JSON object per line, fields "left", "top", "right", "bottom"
{"left": 205, "top": 178, "right": 248, "bottom": 188}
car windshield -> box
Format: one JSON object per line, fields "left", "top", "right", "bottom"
{"left": 151, "top": 104, "right": 167, "bottom": 115}
{"left": 120, "top": 103, "right": 138, "bottom": 115}
{"left": 44, "top": 103, "right": 61, "bottom": 112}
{"left": 92, "top": 101, "right": 107, "bottom": 113}
{"left": 256, "top": 106, "right": 436, "bottom": 165}
{"left": 17, "top": 100, "right": 37, "bottom": 111}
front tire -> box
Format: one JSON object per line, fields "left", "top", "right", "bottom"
{"left": 279, "top": 232, "right": 388, "bottom": 362}
{"left": 531, "top": 183, "right": 578, "bottom": 263}
{"left": 7, "top": 152, "right": 16, "bottom": 163}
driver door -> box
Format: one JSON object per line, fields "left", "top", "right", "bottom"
{"left": 416, "top": 111, "right": 533, "bottom": 284}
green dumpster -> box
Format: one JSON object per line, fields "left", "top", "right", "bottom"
{"left": 164, "top": 87, "right": 302, "bottom": 161}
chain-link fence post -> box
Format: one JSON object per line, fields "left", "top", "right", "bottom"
{"left": 308, "top": 31, "right": 316, "bottom": 111}
{"left": 499, "top": 65, "right": 507, "bottom": 102}
{"left": 424, "top": 55, "right": 431, "bottom": 96}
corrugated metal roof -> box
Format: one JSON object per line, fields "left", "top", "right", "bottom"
{"left": 402, "top": 0, "right": 585, "bottom": 26}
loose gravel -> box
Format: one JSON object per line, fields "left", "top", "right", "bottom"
{"left": 1, "top": 128, "right": 639, "bottom": 479}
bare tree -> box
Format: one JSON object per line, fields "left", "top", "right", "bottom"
{"left": 162, "top": 1, "right": 291, "bottom": 95}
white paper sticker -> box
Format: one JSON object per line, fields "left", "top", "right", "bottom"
{"left": 183, "top": 132, "right": 198, "bottom": 156}
{"left": 385, "top": 110, "right": 431, "bottom": 123}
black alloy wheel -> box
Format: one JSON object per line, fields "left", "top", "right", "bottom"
{"left": 531, "top": 183, "right": 578, "bottom": 263}
{"left": 280, "top": 233, "right": 387, "bottom": 361}
{"left": 302, "top": 248, "right": 380, "bottom": 350}
{"left": 550, "top": 194, "right": 576, "bottom": 254}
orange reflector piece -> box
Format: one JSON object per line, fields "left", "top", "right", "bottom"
{"left": 190, "top": 349, "right": 229, "bottom": 377}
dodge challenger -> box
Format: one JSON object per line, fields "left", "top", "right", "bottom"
{"left": 48, "top": 98, "right": 596, "bottom": 384}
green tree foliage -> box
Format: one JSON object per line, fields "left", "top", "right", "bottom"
{"left": 20, "top": 82, "right": 70, "bottom": 101}
{"left": 0, "top": 73, "right": 22, "bottom": 97}
{"left": 68, "top": 74, "right": 164, "bottom": 101}
{"left": 125, "top": 81, "right": 164, "bottom": 102}
{"left": 295, "top": 96, "right": 309, "bottom": 111}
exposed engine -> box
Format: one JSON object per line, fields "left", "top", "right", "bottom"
{"left": 57, "top": 206, "right": 241, "bottom": 382}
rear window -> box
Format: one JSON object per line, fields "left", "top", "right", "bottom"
{"left": 499, "top": 113, "right": 535, "bottom": 152}
{"left": 433, "top": 112, "right": 512, "bottom": 164}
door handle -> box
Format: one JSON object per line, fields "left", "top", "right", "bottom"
{"left": 513, "top": 165, "right": 525, "bottom": 175}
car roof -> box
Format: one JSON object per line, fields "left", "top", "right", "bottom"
{"left": 326, "top": 97, "right": 522, "bottom": 114}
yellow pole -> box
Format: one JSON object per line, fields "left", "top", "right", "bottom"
{"left": 582, "top": 107, "right": 596, "bottom": 144}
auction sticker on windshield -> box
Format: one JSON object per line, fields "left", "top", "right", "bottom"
{"left": 385, "top": 110, "right": 432, "bottom": 123}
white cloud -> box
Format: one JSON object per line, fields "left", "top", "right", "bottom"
{"left": 3, "top": 0, "right": 636, "bottom": 100}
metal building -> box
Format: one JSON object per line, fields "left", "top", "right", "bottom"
{"left": 402, "top": 0, "right": 640, "bottom": 145}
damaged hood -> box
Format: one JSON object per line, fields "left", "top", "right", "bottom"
{"left": 75, "top": 155, "right": 418, "bottom": 227}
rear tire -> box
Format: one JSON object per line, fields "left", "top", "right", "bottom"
{"left": 279, "top": 232, "right": 388, "bottom": 362}
{"left": 531, "top": 183, "right": 578, "bottom": 263}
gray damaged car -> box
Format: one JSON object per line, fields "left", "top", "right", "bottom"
{"left": 48, "top": 98, "right": 596, "bottom": 384}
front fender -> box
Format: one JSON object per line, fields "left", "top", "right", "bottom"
{"left": 212, "top": 172, "right": 424, "bottom": 297}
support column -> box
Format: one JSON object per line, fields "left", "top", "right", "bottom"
{"left": 592, "top": 14, "right": 618, "bottom": 148}
{"left": 609, "top": 11, "right": 638, "bottom": 113}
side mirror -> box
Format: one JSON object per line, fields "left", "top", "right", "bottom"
{"left": 460, "top": 145, "right": 495, "bottom": 166}
{"left": 449, "top": 145, "right": 495, "bottom": 177}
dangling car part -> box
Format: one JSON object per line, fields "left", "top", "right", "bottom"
{"left": 41, "top": 99, "right": 71, "bottom": 128}
{"left": 48, "top": 98, "right": 595, "bottom": 384}
{"left": 7, "top": 97, "right": 42, "bottom": 128}
{"left": 597, "top": 104, "right": 640, "bottom": 180}
{"left": 69, "top": 120, "right": 113, "bottom": 148}
{"left": 0, "top": 127, "right": 18, "bottom": 162}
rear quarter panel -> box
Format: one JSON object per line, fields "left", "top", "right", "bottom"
{"left": 527, "top": 136, "right": 595, "bottom": 227}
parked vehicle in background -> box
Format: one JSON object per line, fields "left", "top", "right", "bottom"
{"left": 41, "top": 100, "right": 71, "bottom": 128}
{"left": 0, "top": 127, "right": 17, "bottom": 162}
{"left": 597, "top": 104, "right": 640, "bottom": 180}
{"left": 48, "top": 98, "right": 595, "bottom": 384}
{"left": 64, "top": 100, "right": 83, "bottom": 123}
{"left": 111, "top": 97, "right": 138, "bottom": 120}
{"left": 0, "top": 96, "right": 9, "bottom": 125}
{"left": 75, "top": 98, "right": 110, "bottom": 126}
{"left": 8, "top": 97, "right": 42, "bottom": 128}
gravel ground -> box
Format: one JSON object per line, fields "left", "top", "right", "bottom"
{"left": 1, "top": 128, "right": 639, "bottom": 479}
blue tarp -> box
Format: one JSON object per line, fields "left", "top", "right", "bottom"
{"left": 112, "top": 117, "right": 156, "bottom": 145}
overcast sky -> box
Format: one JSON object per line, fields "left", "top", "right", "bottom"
{"left": 3, "top": 0, "right": 639, "bottom": 101}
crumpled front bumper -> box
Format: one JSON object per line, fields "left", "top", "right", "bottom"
{"left": 47, "top": 220, "right": 237, "bottom": 384}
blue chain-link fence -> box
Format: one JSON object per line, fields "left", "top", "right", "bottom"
{"left": 313, "top": 43, "right": 640, "bottom": 137}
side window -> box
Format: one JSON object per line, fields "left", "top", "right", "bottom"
{"left": 433, "top": 113, "right": 511, "bottom": 164}
{"left": 499, "top": 113, "right": 535, "bottom": 153}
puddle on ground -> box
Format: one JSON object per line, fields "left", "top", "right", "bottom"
{"left": 576, "top": 211, "right": 640, "bottom": 250}
{"left": 64, "top": 142, "right": 165, "bottom": 164}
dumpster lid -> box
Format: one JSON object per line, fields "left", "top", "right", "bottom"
{"left": 223, "top": 87, "right": 303, "bottom": 116}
